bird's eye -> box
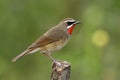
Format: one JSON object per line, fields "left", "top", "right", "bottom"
{"left": 67, "top": 22, "right": 75, "bottom": 26}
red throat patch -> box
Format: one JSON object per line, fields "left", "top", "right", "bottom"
{"left": 67, "top": 24, "right": 76, "bottom": 35}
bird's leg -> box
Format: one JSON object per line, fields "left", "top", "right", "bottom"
{"left": 43, "top": 52, "right": 56, "bottom": 62}
{"left": 43, "top": 52, "right": 63, "bottom": 66}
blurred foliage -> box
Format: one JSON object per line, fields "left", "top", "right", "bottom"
{"left": 0, "top": 0, "right": 120, "bottom": 80}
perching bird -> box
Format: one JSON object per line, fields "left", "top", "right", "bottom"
{"left": 12, "top": 18, "right": 80, "bottom": 62}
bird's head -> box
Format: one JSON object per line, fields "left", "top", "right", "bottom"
{"left": 59, "top": 18, "right": 80, "bottom": 35}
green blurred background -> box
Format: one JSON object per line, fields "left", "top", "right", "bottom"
{"left": 0, "top": 0, "right": 120, "bottom": 80}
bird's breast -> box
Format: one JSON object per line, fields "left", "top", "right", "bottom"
{"left": 40, "top": 38, "right": 69, "bottom": 52}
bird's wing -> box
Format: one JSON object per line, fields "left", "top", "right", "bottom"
{"left": 28, "top": 29, "right": 68, "bottom": 49}
{"left": 28, "top": 36, "right": 56, "bottom": 49}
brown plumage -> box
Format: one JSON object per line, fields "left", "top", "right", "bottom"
{"left": 11, "top": 18, "right": 80, "bottom": 62}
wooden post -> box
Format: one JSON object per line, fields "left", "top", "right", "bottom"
{"left": 51, "top": 60, "right": 71, "bottom": 80}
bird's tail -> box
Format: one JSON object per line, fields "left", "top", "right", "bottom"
{"left": 11, "top": 49, "right": 33, "bottom": 62}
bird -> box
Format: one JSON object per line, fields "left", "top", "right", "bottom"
{"left": 11, "top": 18, "right": 80, "bottom": 62}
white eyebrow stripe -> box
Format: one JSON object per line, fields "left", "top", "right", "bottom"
{"left": 64, "top": 20, "right": 75, "bottom": 22}
{"left": 67, "top": 24, "right": 73, "bottom": 29}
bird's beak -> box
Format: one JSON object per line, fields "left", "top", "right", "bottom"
{"left": 74, "top": 21, "right": 80, "bottom": 24}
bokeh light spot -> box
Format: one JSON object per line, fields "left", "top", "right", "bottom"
{"left": 92, "top": 30, "right": 109, "bottom": 47}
